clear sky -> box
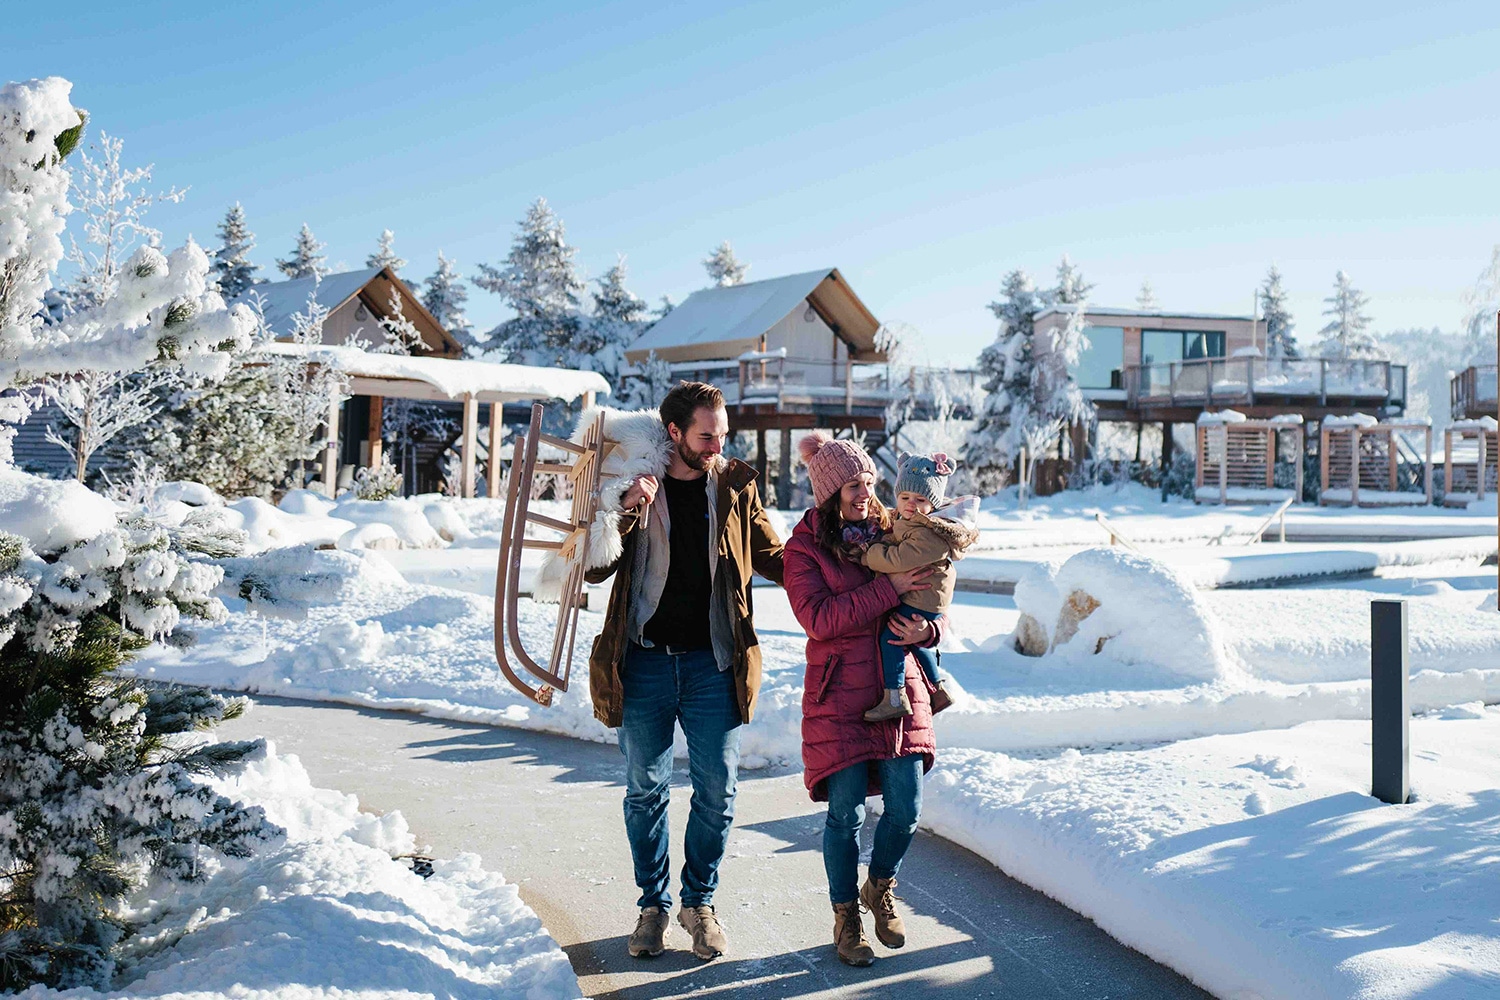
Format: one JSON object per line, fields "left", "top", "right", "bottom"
{"left": 7, "top": 0, "right": 1500, "bottom": 365}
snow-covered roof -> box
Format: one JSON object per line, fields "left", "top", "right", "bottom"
{"left": 1451, "top": 415, "right": 1499, "bottom": 432}
{"left": 257, "top": 342, "right": 609, "bottom": 403}
{"left": 626, "top": 268, "right": 885, "bottom": 363}
{"left": 1036, "top": 305, "right": 1259, "bottom": 324}
{"left": 232, "top": 267, "right": 459, "bottom": 356}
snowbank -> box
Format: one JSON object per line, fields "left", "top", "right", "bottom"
{"left": 224, "top": 496, "right": 354, "bottom": 553}
{"left": 0, "top": 467, "right": 118, "bottom": 550}
{"left": 1012, "top": 548, "right": 1233, "bottom": 682}
{"left": 16, "top": 742, "right": 580, "bottom": 999}
{"left": 916, "top": 711, "right": 1500, "bottom": 1000}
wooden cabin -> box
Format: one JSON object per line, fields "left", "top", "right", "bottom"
{"left": 1193, "top": 411, "right": 1303, "bottom": 505}
{"left": 1319, "top": 416, "right": 1433, "bottom": 507}
{"left": 1442, "top": 417, "right": 1498, "bottom": 506}
{"left": 625, "top": 268, "right": 888, "bottom": 505}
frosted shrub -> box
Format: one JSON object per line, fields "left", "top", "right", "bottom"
{"left": 353, "top": 457, "right": 403, "bottom": 500}
{"left": 0, "top": 509, "right": 280, "bottom": 990}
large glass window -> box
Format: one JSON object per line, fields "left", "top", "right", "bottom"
{"left": 1141, "top": 329, "right": 1226, "bottom": 365}
{"left": 1075, "top": 325, "right": 1125, "bottom": 389}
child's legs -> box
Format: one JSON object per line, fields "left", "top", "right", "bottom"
{"left": 898, "top": 604, "right": 943, "bottom": 687}
{"left": 877, "top": 618, "right": 908, "bottom": 690}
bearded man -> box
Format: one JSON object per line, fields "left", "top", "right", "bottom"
{"left": 583, "top": 381, "right": 784, "bottom": 962}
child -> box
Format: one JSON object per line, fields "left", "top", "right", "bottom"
{"left": 859, "top": 453, "right": 978, "bottom": 721}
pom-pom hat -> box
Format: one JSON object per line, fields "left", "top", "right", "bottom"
{"left": 894, "top": 452, "right": 953, "bottom": 507}
{"left": 798, "top": 431, "right": 877, "bottom": 507}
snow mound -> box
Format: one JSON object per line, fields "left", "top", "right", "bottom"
{"left": 332, "top": 498, "right": 445, "bottom": 549}
{"left": 337, "top": 522, "right": 401, "bottom": 550}
{"left": 218, "top": 546, "right": 406, "bottom": 620}
{"left": 0, "top": 467, "right": 118, "bottom": 551}
{"left": 153, "top": 481, "right": 221, "bottom": 506}
{"left": 225, "top": 496, "right": 354, "bottom": 553}
{"left": 277, "top": 488, "right": 337, "bottom": 516}
{"left": 1013, "top": 547, "right": 1233, "bottom": 682}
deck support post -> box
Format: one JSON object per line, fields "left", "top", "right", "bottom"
{"left": 322, "top": 396, "right": 341, "bottom": 497}
{"left": 488, "top": 402, "right": 504, "bottom": 498}
{"left": 777, "top": 427, "right": 793, "bottom": 509}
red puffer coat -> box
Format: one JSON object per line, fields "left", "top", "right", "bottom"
{"left": 785, "top": 509, "right": 939, "bottom": 802}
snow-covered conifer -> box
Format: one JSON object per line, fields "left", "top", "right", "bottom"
{"left": 270, "top": 285, "right": 348, "bottom": 489}
{"left": 372, "top": 288, "right": 426, "bottom": 355}
{"left": 1460, "top": 245, "right": 1500, "bottom": 366}
{"left": 420, "top": 251, "right": 476, "bottom": 352}
{"left": 703, "top": 240, "right": 748, "bottom": 287}
{"left": 963, "top": 269, "right": 1039, "bottom": 493}
{"left": 1260, "top": 265, "right": 1298, "bottom": 358}
{"left": 210, "top": 202, "right": 260, "bottom": 298}
{"left": 1044, "top": 253, "right": 1094, "bottom": 306}
{"left": 473, "top": 198, "right": 585, "bottom": 366}
{"left": 618, "top": 350, "right": 674, "bottom": 410}
{"left": 655, "top": 295, "right": 675, "bottom": 319}
{"left": 1136, "top": 279, "right": 1158, "bottom": 311}
{"left": 579, "top": 257, "right": 647, "bottom": 395}
{"left": 366, "top": 228, "right": 405, "bottom": 273}
{"left": 1317, "top": 270, "right": 1381, "bottom": 359}
{"left": 276, "top": 223, "right": 328, "bottom": 280}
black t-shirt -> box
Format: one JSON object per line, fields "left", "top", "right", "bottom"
{"left": 642, "top": 473, "right": 713, "bottom": 650}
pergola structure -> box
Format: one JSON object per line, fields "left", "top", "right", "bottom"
{"left": 1442, "top": 416, "right": 1498, "bottom": 507}
{"left": 1193, "top": 411, "right": 1304, "bottom": 504}
{"left": 259, "top": 343, "right": 609, "bottom": 498}
{"left": 1319, "top": 416, "right": 1433, "bottom": 507}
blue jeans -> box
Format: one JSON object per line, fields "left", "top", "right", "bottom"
{"left": 619, "top": 643, "right": 742, "bottom": 911}
{"left": 879, "top": 603, "right": 941, "bottom": 689}
{"left": 822, "top": 755, "right": 924, "bottom": 904}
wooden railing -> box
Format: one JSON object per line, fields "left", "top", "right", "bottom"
{"left": 1125, "top": 356, "right": 1407, "bottom": 410}
{"left": 1451, "top": 365, "right": 1498, "bottom": 420}
{"left": 734, "top": 353, "right": 891, "bottom": 415}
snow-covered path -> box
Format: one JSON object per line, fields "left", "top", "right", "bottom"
{"left": 219, "top": 697, "right": 1211, "bottom": 1000}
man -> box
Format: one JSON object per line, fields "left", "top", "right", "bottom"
{"left": 584, "top": 381, "right": 784, "bottom": 962}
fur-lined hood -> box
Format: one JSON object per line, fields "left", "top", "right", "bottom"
{"left": 907, "top": 506, "right": 980, "bottom": 558}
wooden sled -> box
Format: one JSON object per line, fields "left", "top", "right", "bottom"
{"left": 493, "top": 402, "right": 607, "bottom": 706}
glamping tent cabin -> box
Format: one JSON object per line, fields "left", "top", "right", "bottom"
{"left": 241, "top": 267, "right": 607, "bottom": 498}
{"left": 625, "top": 268, "right": 889, "bottom": 505}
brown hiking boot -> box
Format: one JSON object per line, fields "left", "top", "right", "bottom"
{"left": 863, "top": 687, "right": 912, "bottom": 723}
{"left": 627, "top": 906, "right": 668, "bottom": 957}
{"left": 677, "top": 904, "right": 727, "bottom": 960}
{"left": 860, "top": 875, "right": 907, "bottom": 948}
{"left": 832, "top": 900, "right": 875, "bottom": 966}
{"left": 930, "top": 681, "right": 954, "bottom": 715}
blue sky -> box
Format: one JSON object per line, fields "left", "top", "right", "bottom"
{"left": 7, "top": 0, "right": 1500, "bottom": 365}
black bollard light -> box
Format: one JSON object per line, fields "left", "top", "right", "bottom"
{"left": 1370, "top": 599, "right": 1409, "bottom": 805}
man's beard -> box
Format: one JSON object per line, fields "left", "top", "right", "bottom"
{"left": 677, "top": 440, "right": 712, "bottom": 471}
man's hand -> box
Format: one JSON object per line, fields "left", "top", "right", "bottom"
{"left": 621, "top": 475, "right": 659, "bottom": 511}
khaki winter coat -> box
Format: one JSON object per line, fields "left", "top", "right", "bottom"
{"left": 860, "top": 511, "right": 977, "bottom": 614}
{"left": 585, "top": 458, "right": 784, "bottom": 728}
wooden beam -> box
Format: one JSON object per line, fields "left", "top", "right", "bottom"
{"left": 368, "top": 395, "right": 384, "bottom": 471}
{"left": 460, "top": 393, "right": 479, "bottom": 498}
{"left": 488, "top": 402, "right": 503, "bottom": 499}
{"left": 322, "top": 396, "right": 341, "bottom": 497}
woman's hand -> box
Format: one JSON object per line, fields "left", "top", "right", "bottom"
{"left": 887, "top": 613, "right": 935, "bottom": 646}
{"left": 887, "top": 566, "right": 932, "bottom": 596}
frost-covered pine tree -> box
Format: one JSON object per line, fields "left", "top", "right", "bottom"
{"left": 963, "top": 269, "right": 1040, "bottom": 493}
{"left": 1460, "top": 245, "right": 1500, "bottom": 366}
{"left": 1260, "top": 265, "right": 1298, "bottom": 358}
{"left": 366, "top": 228, "right": 405, "bottom": 274}
{"left": 276, "top": 223, "right": 328, "bottom": 280}
{"left": 420, "top": 251, "right": 476, "bottom": 353}
{"left": 270, "top": 285, "right": 348, "bottom": 489}
{"left": 654, "top": 294, "right": 675, "bottom": 319}
{"left": 703, "top": 240, "right": 748, "bottom": 287}
{"left": 1136, "top": 279, "right": 1158, "bottom": 311}
{"left": 1317, "top": 270, "right": 1381, "bottom": 359}
{"left": 1043, "top": 253, "right": 1094, "bottom": 306}
{"left": 473, "top": 198, "right": 585, "bottom": 367}
{"left": 618, "top": 350, "right": 674, "bottom": 411}
{"left": 372, "top": 288, "right": 426, "bottom": 355}
{"left": 580, "top": 257, "right": 647, "bottom": 395}
{"left": 210, "top": 203, "right": 260, "bottom": 299}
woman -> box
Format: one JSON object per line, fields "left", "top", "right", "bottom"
{"left": 783, "top": 431, "right": 941, "bottom": 967}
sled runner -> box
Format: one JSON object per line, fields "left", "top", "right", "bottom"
{"left": 493, "top": 402, "right": 608, "bottom": 706}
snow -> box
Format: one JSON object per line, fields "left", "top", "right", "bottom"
{"left": 1195, "top": 408, "right": 1246, "bottom": 424}
{"left": 0, "top": 466, "right": 119, "bottom": 550}
{"left": 1323, "top": 412, "right": 1380, "bottom": 428}
{"left": 914, "top": 710, "right": 1500, "bottom": 1000}
{"left": 1321, "top": 488, "right": 1431, "bottom": 506}
{"left": 16, "top": 742, "right": 580, "bottom": 999}
{"left": 1451, "top": 415, "right": 1499, "bottom": 432}
{"left": 256, "top": 341, "right": 610, "bottom": 402}
{"left": 1195, "top": 485, "right": 1295, "bottom": 503}
{"left": 223, "top": 496, "right": 355, "bottom": 553}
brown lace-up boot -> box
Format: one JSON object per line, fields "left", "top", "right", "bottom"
{"left": 832, "top": 900, "right": 875, "bottom": 966}
{"left": 627, "top": 906, "right": 668, "bottom": 957}
{"left": 860, "top": 875, "right": 907, "bottom": 948}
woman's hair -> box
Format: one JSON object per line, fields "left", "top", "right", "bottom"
{"left": 814, "top": 487, "right": 891, "bottom": 562}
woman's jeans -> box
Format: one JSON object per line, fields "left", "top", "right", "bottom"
{"left": 822, "top": 755, "right": 924, "bottom": 904}
{"left": 879, "top": 603, "right": 941, "bottom": 689}
{"left": 618, "top": 642, "right": 742, "bottom": 911}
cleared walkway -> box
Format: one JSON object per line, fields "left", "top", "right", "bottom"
{"left": 220, "top": 697, "right": 1212, "bottom": 999}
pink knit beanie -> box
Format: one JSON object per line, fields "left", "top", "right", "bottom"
{"left": 798, "top": 431, "right": 877, "bottom": 507}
